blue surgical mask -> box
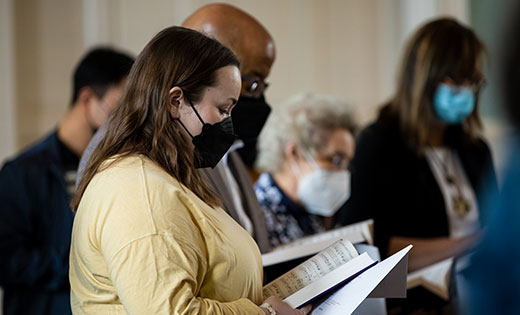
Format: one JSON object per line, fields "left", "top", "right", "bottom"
{"left": 433, "top": 83, "right": 475, "bottom": 124}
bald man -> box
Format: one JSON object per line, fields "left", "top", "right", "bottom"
{"left": 183, "top": 3, "right": 275, "bottom": 173}
{"left": 182, "top": 4, "right": 275, "bottom": 253}
{"left": 76, "top": 4, "right": 275, "bottom": 253}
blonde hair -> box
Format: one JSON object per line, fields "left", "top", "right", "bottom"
{"left": 256, "top": 93, "right": 356, "bottom": 174}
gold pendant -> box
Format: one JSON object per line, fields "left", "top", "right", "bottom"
{"left": 453, "top": 196, "right": 470, "bottom": 219}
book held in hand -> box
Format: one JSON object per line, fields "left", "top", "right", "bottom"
{"left": 262, "top": 239, "right": 412, "bottom": 314}
{"left": 262, "top": 219, "right": 374, "bottom": 268}
{"left": 407, "top": 257, "right": 453, "bottom": 300}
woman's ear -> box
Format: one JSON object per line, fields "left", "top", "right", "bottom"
{"left": 284, "top": 142, "right": 299, "bottom": 163}
{"left": 168, "top": 87, "right": 184, "bottom": 119}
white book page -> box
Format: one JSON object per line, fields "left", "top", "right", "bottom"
{"left": 263, "top": 240, "right": 359, "bottom": 299}
{"left": 262, "top": 220, "right": 373, "bottom": 267}
{"left": 407, "top": 258, "right": 453, "bottom": 300}
{"left": 312, "top": 245, "right": 412, "bottom": 315}
{"left": 284, "top": 253, "right": 375, "bottom": 308}
{"left": 276, "top": 219, "right": 374, "bottom": 250}
{"left": 262, "top": 238, "right": 344, "bottom": 268}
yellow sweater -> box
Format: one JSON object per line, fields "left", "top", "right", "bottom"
{"left": 69, "top": 155, "right": 265, "bottom": 314}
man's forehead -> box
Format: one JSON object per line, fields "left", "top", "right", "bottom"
{"left": 182, "top": 3, "right": 275, "bottom": 79}
{"left": 232, "top": 31, "right": 276, "bottom": 79}
{"left": 240, "top": 54, "right": 274, "bottom": 80}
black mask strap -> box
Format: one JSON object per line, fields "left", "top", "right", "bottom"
{"left": 176, "top": 118, "right": 194, "bottom": 139}
{"left": 187, "top": 99, "right": 206, "bottom": 126}
{"left": 176, "top": 98, "right": 206, "bottom": 138}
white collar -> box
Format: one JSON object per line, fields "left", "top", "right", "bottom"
{"left": 221, "top": 139, "right": 244, "bottom": 167}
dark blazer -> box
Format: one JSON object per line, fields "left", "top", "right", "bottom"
{"left": 339, "top": 113, "right": 498, "bottom": 257}
{"left": 0, "top": 131, "right": 74, "bottom": 315}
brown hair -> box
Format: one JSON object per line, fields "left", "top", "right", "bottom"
{"left": 72, "top": 26, "right": 239, "bottom": 211}
{"left": 385, "top": 18, "right": 485, "bottom": 153}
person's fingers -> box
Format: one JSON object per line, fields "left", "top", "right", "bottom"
{"left": 298, "top": 303, "right": 313, "bottom": 315}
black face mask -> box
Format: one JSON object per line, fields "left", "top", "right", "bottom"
{"left": 231, "top": 94, "right": 271, "bottom": 168}
{"left": 177, "top": 101, "right": 237, "bottom": 169}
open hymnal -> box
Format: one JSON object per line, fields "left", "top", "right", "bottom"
{"left": 262, "top": 239, "right": 412, "bottom": 313}
{"left": 407, "top": 258, "right": 453, "bottom": 300}
{"left": 262, "top": 219, "right": 374, "bottom": 267}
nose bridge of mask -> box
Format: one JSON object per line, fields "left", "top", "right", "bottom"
{"left": 220, "top": 115, "right": 235, "bottom": 135}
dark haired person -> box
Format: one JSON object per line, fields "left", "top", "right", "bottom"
{"left": 70, "top": 27, "right": 308, "bottom": 315}
{"left": 0, "top": 47, "right": 133, "bottom": 315}
{"left": 182, "top": 3, "right": 276, "bottom": 253}
{"left": 77, "top": 3, "right": 276, "bottom": 253}
{"left": 464, "top": 6, "right": 520, "bottom": 314}
{"left": 340, "top": 18, "right": 498, "bottom": 312}
{"left": 183, "top": 3, "right": 275, "bottom": 176}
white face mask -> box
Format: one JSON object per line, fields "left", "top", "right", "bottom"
{"left": 293, "top": 152, "right": 351, "bottom": 217}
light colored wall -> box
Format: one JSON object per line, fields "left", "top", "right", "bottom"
{"left": 8, "top": 0, "right": 517, "bottom": 312}
{"left": 0, "top": 1, "right": 13, "bottom": 311}
{"left": 0, "top": 0, "right": 16, "bottom": 165}
{"left": 6, "top": 0, "right": 471, "bottom": 155}
{"left": 14, "top": 0, "right": 85, "bottom": 152}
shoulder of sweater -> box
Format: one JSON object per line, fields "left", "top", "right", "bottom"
{"left": 91, "top": 155, "right": 186, "bottom": 197}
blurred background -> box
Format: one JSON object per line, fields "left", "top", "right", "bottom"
{"left": 0, "top": 0, "right": 517, "bottom": 310}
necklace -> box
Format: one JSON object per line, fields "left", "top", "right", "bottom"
{"left": 429, "top": 149, "right": 471, "bottom": 219}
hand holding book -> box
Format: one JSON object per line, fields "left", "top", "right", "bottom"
{"left": 262, "top": 239, "right": 412, "bottom": 314}
{"left": 260, "top": 296, "right": 313, "bottom": 315}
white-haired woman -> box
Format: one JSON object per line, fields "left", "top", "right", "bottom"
{"left": 255, "top": 93, "right": 357, "bottom": 248}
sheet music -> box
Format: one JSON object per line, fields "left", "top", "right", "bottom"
{"left": 312, "top": 245, "right": 412, "bottom": 315}
{"left": 284, "top": 253, "right": 375, "bottom": 308}
{"left": 263, "top": 240, "right": 358, "bottom": 299}
{"left": 262, "top": 220, "right": 373, "bottom": 267}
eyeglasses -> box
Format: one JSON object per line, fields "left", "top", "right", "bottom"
{"left": 241, "top": 74, "right": 269, "bottom": 98}
{"left": 314, "top": 152, "right": 350, "bottom": 171}
{"left": 443, "top": 77, "right": 487, "bottom": 94}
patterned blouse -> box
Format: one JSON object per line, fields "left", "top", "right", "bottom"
{"left": 254, "top": 172, "right": 325, "bottom": 248}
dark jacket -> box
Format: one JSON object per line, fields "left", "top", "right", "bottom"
{"left": 0, "top": 131, "right": 75, "bottom": 315}
{"left": 340, "top": 111, "right": 498, "bottom": 257}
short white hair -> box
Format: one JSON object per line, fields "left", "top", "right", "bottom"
{"left": 256, "top": 93, "right": 357, "bottom": 174}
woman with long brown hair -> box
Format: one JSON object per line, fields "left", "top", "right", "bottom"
{"left": 341, "top": 18, "right": 498, "bottom": 312}
{"left": 69, "top": 26, "right": 308, "bottom": 315}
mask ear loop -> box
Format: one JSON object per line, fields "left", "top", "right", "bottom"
{"left": 187, "top": 99, "right": 206, "bottom": 125}
{"left": 176, "top": 118, "right": 194, "bottom": 139}
{"left": 290, "top": 147, "right": 319, "bottom": 176}
{"left": 289, "top": 160, "right": 301, "bottom": 175}
{"left": 302, "top": 149, "right": 320, "bottom": 169}
{"left": 175, "top": 97, "right": 206, "bottom": 139}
